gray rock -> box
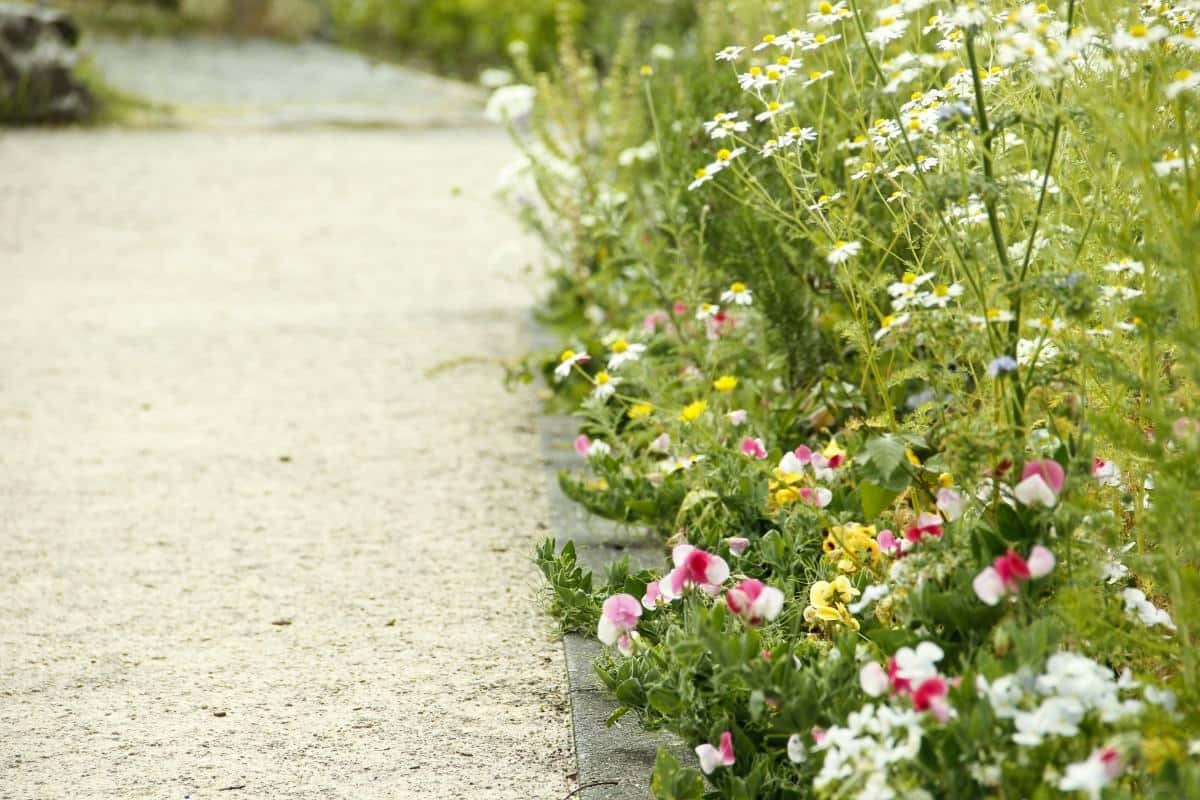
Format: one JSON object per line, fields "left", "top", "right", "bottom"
{"left": 0, "top": 2, "right": 93, "bottom": 123}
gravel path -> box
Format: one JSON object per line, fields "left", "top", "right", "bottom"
{"left": 85, "top": 36, "right": 485, "bottom": 127}
{"left": 0, "top": 128, "right": 571, "bottom": 798}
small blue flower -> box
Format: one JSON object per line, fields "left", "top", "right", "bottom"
{"left": 988, "top": 355, "right": 1019, "bottom": 377}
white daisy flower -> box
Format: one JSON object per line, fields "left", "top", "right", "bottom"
{"left": 826, "top": 240, "right": 862, "bottom": 264}
{"left": 721, "top": 282, "right": 753, "bottom": 306}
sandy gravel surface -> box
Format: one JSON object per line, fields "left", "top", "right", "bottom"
{"left": 0, "top": 128, "right": 572, "bottom": 799}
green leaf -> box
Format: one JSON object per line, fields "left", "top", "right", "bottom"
{"left": 860, "top": 481, "right": 901, "bottom": 519}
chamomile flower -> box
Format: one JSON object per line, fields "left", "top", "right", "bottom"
{"left": 826, "top": 240, "right": 862, "bottom": 264}
{"left": 1166, "top": 68, "right": 1200, "bottom": 99}
{"left": 867, "top": 15, "right": 910, "bottom": 48}
{"left": 1112, "top": 22, "right": 1169, "bottom": 52}
{"left": 887, "top": 271, "right": 935, "bottom": 308}
{"left": 591, "top": 370, "right": 620, "bottom": 400}
{"left": 808, "top": 1, "right": 851, "bottom": 27}
{"left": 969, "top": 308, "right": 1016, "bottom": 326}
{"left": 607, "top": 338, "right": 647, "bottom": 369}
{"left": 875, "top": 313, "right": 910, "bottom": 340}
{"left": 721, "top": 282, "right": 753, "bottom": 305}
{"left": 554, "top": 349, "right": 589, "bottom": 380}
{"left": 755, "top": 101, "right": 795, "bottom": 122}
{"left": 1103, "top": 258, "right": 1145, "bottom": 276}
{"left": 807, "top": 192, "right": 843, "bottom": 211}
{"left": 804, "top": 69, "right": 834, "bottom": 87}
{"left": 715, "top": 45, "right": 744, "bottom": 62}
{"left": 921, "top": 282, "right": 964, "bottom": 309}
{"left": 696, "top": 302, "right": 721, "bottom": 320}
{"left": 704, "top": 111, "right": 750, "bottom": 139}
{"left": 689, "top": 166, "right": 715, "bottom": 191}
{"left": 800, "top": 32, "right": 842, "bottom": 50}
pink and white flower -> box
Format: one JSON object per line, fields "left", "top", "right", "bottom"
{"left": 904, "top": 512, "right": 943, "bottom": 544}
{"left": 695, "top": 731, "right": 735, "bottom": 774}
{"left": 597, "top": 593, "right": 642, "bottom": 656}
{"left": 727, "top": 409, "right": 749, "bottom": 426}
{"left": 739, "top": 437, "right": 768, "bottom": 459}
{"left": 797, "top": 486, "right": 833, "bottom": 508}
{"left": 574, "top": 434, "right": 611, "bottom": 459}
{"left": 660, "top": 544, "right": 730, "bottom": 600}
{"left": 725, "top": 536, "right": 751, "bottom": 556}
{"left": 972, "top": 545, "right": 1056, "bottom": 605}
{"left": 725, "top": 578, "right": 785, "bottom": 625}
{"left": 1013, "top": 459, "right": 1065, "bottom": 507}
{"left": 1092, "top": 457, "right": 1121, "bottom": 487}
{"left": 1058, "top": 746, "right": 1122, "bottom": 799}
{"left": 641, "top": 580, "right": 665, "bottom": 610}
{"left": 935, "top": 487, "right": 965, "bottom": 520}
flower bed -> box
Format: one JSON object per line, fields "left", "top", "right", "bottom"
{"left": 494, "top": 1, "right": 1200, "bottom": 797}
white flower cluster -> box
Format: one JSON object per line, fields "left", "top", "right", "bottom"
{"left": 813, "top": 703, "right": 923, "bottom": 800}
{"left": 979, "top": 652, "right": 1149, "bottom": 748}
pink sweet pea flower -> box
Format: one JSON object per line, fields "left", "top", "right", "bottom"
{"left": 695, "top": 731, "right": 735, "bottom": 774}
{"left": 797, "top": 486, "right": 833, "bottom": 508}
{"left": 973, "top": 545, "right": 1056, "bottom": 605}
{"left": 1058, "top": 746, "right": 1123, "bottom": 799}
{"left": 727, "top": 409, "right": 748, "bottom": 426}
{"left": 641, "top": 580, "right": 665, "bottom": 610}
{"left": 725, "top": 578, "right": 785, "bottom": 625}
{"left": 672, "top": 301, "right": 688, "bottom": 316}
{"left": 911, "top": 676, "right": 952, "bottom": 721}
{"left": 661, "top": 544, "right": 729, "bottom": 600}
{"left": 643, "top": 310, "right": 668, "bottom": 331}
{"left": 574, "top": 435, "right": 611, "bottom": 459}
{"left": 1092, "top": 457, "right": 1121, "bottom": 487}
{"left": 1014, "top": 459, "right": 1065, "bottom": 507}
{"left": 740, "top": 437, "right": 768, "bottom": 459}
{"left": 597, "top": 593, "right": 642, "bottom": 656}
{"left": 877, "top": 529, "right": 901, "bottom": 556}
{"left": 935, "top": 487, "right": 965, "bottom": 520}
{"left": 725, "top": 537, "right": 751, "bottom": 556}
{"left": 860, "top": 661, "right": 890, "bottom": 696}
{"left": 904, "top": 512, "right": 944, "bottom": 543}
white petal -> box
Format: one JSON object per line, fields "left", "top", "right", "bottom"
{"left": 1027, "top": 545, "right": 1056, "bottom": 578}
{"left": 1014, "top": 474, "right": 1057, "bottom": 508}
{"left": 705, "top": 555, "right": 730, "bottom": 586}
{"left": 860, "top": 662, "right": 889, "bottom": 697}
{"left": 695, "top": 743, "right": 721, "bottom": 774}
{"left": 752, "top": 586, "right": 785, "bottom": 621}
{"left": 597, "top": 617, "right": 619, "bottom": 645}
{"left": 973, "top": 567, "right": 1005, "bottom": 605}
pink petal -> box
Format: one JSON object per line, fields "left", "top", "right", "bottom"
{"left": 1021, "top": 459, "right": 1065, "bottom": 493}
{"left": 641, "top": 581, "right": 663, "bottom": 610}
{"left": 726, "top": 537, "right": 750, "bottom": 556}
{"left": 717, "top": 731, "right": 736, "bottom": 765}
{"left": 574, "top": 434, "right": 591, "bottom": 456}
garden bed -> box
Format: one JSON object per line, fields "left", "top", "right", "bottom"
{"left": 499, "top": 1, "right": 1200, "bottom": 797}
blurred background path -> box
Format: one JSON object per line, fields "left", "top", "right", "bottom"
{"left": 0, "top": 36, "right": 573, "bottom": 800}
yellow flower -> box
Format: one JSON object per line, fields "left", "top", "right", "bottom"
{"left": 679, "top": 399, "right": 708, "bottom": 423}
{"left": 640, "top": 64, "right": 654, "bottom": 76}
{"left": 713, "top": 375, "right": 739, "bottom": 393}
{"left": 938, "top": 472, "right": 954, "bottom": 488}
{"left": 628, "top": 402, "right": 654, "bottom": 420}
{"left": 905, "top": 447, "right": 921, "bottom": 466}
